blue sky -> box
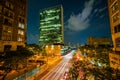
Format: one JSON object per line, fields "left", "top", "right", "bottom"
{"left": 27, "top": 0, "right": 111, "bottom": 45}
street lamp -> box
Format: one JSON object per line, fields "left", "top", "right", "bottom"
{"left": 45, "top": 45, "right": 48, "bottom": 63}
{"left": 51, "top": 45, "right": 54, "bottom": 57}
{"left": 80, "top": 58, "right": 83, "bottom": 61}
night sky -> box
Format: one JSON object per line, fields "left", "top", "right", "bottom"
{"left": 27, "top": 0, "right": 111, "bottom": 45}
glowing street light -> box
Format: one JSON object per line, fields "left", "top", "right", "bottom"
{"left": 51, "top": 45, "right": 54, "bottom": 50}
{"left": 80, "top": 58, "right": 83, "bottom": 61}
{"left": 46, "top": 45, "right": 48, "bottom": 48}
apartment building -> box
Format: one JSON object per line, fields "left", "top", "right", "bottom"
{"left": 0, "top": 0, "right": 27, "bottom": 52}
{"left": 108, "top": 0, "right": 120, "bottom": 70}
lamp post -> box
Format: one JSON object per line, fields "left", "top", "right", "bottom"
{"left": 45, "top": 45, "right": 48, "bottom": 69}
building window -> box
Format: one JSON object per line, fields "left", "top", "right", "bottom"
{"left": 20, "top": 10, "right": 25, "bottom": 17}
{"left": 2, "top": 32, "right": 12, "bottom": 41}
{"left": 19, "top": 17, "right": 24, "bottom": 23}
{"left": 114, "top": 24, "right": 120, "bottom": 33}
{"left": 5, "top": 1, "right": 9, "bottom": 7}
{"left": 9, "top": 12, "right": 14, "bottom": 18}
{"left": 2, "top": 26, "right": 12, "bottom": 41}
{"left": 114, "top": 26, "right": 117, "bottom": 33}
{"left": 18, "top": 23, "right": 24, "bottom": 29}
{"left": 18, "top": 37, "right": 23, "bottom": 42}
{"left": 113, "top": 13, "right": 119, "bottom": 22}
{"left": 4, "top": 8, "right": 14, "bottom": 18}
{"left": 118, "top": 25, "right": 120, "bottom": 32}
{"left": 115, "top": 38, "right": 120, "bottom": 47}
{"left": 111, "top": 2, "right": 118, "bottom": 13}
{"left": 21, "top": 31, "right": 24, "bottom": 35}
{"left": 5, "top": 1, "right": 13, "bottom": 10}
{"left": 111, "top": 61, "right": 115, "bottom": 65}
{"left": 4, "top": 18, "right": 8, "bottom": 24}
{"left": 4, "top": 8, "right": 9, "bottom": 16}
{"left": 18, "top": 30, "right": 24, "bottom": 35}
{"left": 4, "top": 18, "right": 13, "bottom": 26}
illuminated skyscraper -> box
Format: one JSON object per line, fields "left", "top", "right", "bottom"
{"left": 108, "top": 0, "right": 120, "bottom": 70}
{"left": 0, "top": 0, "right": 27, "bottom": 52}
{"left": 39, "top": 5, "right": 64, "bottom": 46}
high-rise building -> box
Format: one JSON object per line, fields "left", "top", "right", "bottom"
{"left": 0, "top": 0, "right": 27, "bottom": 52}
{"left": 39, "top": 5, "right": 64, "bottom": 46}
{"left": 108, "top": 0, "right": 120, "bottom": 70}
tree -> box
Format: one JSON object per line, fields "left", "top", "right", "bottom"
{"left": 1, "top": 47, "right": 34, "bottom": 80}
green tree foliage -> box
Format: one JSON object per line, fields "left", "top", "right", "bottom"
{"left": 1, "top": 47, "right": 34, "bottom": 80}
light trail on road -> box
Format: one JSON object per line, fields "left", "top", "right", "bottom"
{"left": 40, "top": 50, "right": 75, "bottom": 80}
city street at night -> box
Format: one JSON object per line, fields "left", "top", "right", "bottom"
{"left": 0, "top": 0, "right": 120, "bottom": 80}
{"left": 38, "top": 50, "right": 75, "bottom": 80}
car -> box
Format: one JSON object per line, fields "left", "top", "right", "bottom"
{"left": 63, "top": 69, "right": 70, "bottom": 80}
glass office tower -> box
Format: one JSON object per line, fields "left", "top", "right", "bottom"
{"left": 39, "top": 5, "right": 64, "bottom": 46}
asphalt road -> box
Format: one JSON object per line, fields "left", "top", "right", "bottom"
{"left": 39, "top": 50, "right": 75, "bottom": 80}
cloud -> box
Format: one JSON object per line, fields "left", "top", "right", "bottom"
{"left": 66, "top": 0, "right": 95, "bottom": 31}
{"left": 99, "top": 7, "right": 107, "bottom": 12}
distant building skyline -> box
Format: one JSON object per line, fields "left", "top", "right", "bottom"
{"left": 39, "top": 5, "right": 64, "bottom": 46}
{"left": 0, "top": 0, "right": 27, "bottom": 52}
